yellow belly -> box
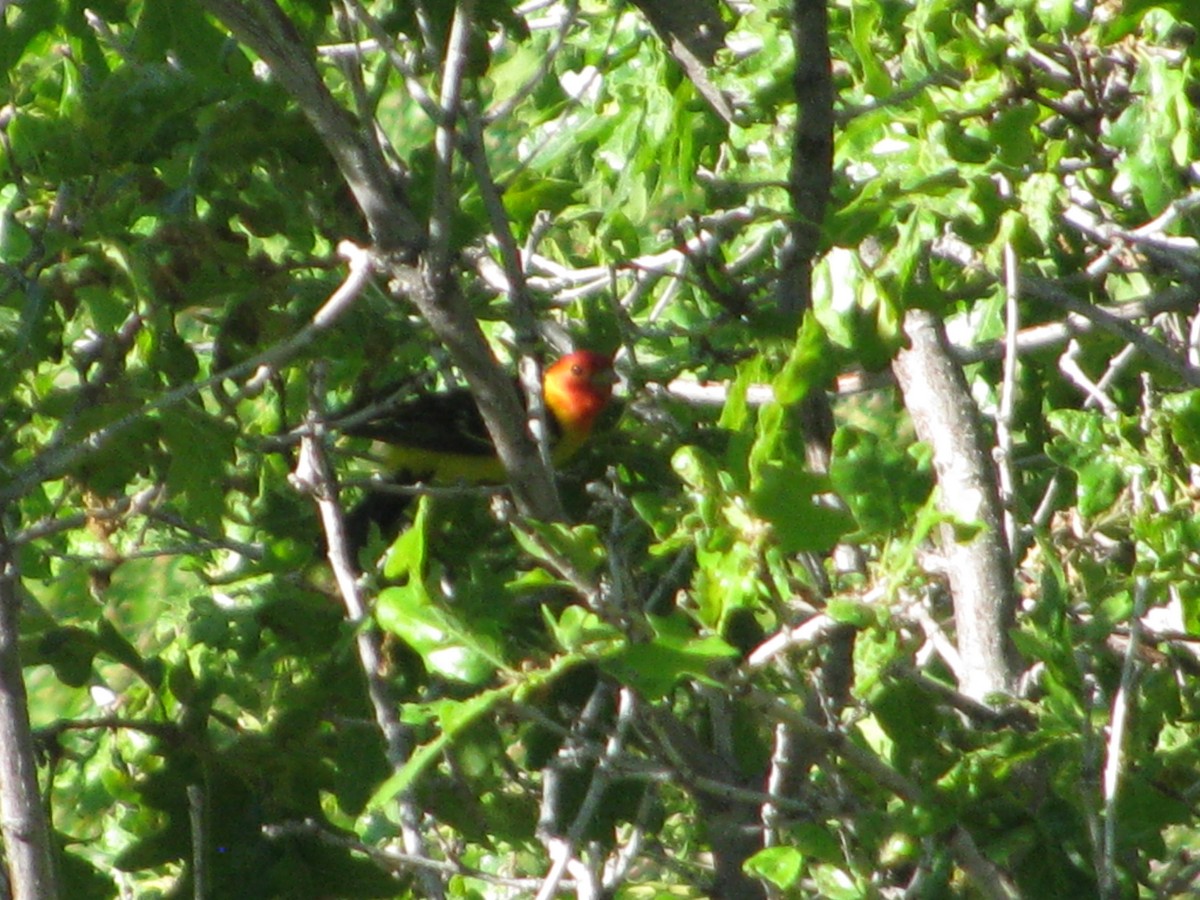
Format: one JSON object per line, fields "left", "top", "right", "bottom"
{"left": 373, "top": 432, "right": 585, "bottom": 484}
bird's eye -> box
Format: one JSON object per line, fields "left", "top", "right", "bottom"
{"left": 571, "top": 364, "right": 584, "bottom": 377}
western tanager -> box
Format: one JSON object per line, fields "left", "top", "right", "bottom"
{"left": 343, "top": 350, "right": 616, "bottom": 548}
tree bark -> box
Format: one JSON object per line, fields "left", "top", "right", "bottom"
{"left": 893, "top": 309, "right": 1020, "bottom": 701}
{"left": 785, "top": 0, "right": 834, "bottom": 320}
{"left": 0, "top": 524, "right": 58, "bottom": 900}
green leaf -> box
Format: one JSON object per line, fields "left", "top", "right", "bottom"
{"left": 1035, "top": 0, "right": 1079, "bottom": 32}
{"left": 601, "top": 613, "right": 737, "bottom": 700}
{"left": 943, "top": 120, "right": 994, "bottom": 164}
{"left": 991, "top": 103, "right": 1040, "bottom": 167}
{"left": 75, "top": 285, "right": 129, "bottom": 333}
{"left": 750, "top": 462, "right": 855, "bottom": 554}
{"left": 1046, "top": 410, "right": 1127, "bottom": 518}
{"left": 744, "top": 845, "right": 804, "bottom": 890}
{"left": 1165, "top": 390, "right": 1200, "bottom": 463}
{"left": 383, "top": 498, "right": 430, "bottom": 579}
{"left": 134, "top": 0, "right": 237, "bottom": 84}
{"left": 672, "top": 444, "right": 728, "bottom": 529}
{"left": 774, "top": 313, "right": 832, "bottom": 406}
{"left": 158, "top": 407, "right": 235, "bottom": 528}
{"left": 376, "top": 584, "right": 502, "bottom": 684}
{"left": 513, "top": 520, "right": 606, "bottom": 583}
{"left": 1180, "top": 580, "right": 1200, "bottom": 636}
{"left": 541, "top": 604, "right": 622, "bottom": 653}
{"left": 0, "top": 206, "right": 32, "bottom": 263}
{"left": 831, "top": 423, "right": 931, "bottom": 537}
{"left": 848, "top": 1, "right": 891, "bottom": 97}
{"left": 717, "top": 359, "right": 757, "bottom": 432}
{"left": 790, "top": 822, "right": 843, "bottom": 863}
{"left": 94, "top": 618, "right": 148, "bottom": 674}
{"left": 34, "top": 627, "right": 99, "bottom": 688}
{"left": 694, "top": 541, "right": 758, "bottom": 628}
{"left": 369, "top": 688, "right": 511, "bottom": 808}
{"left": 501, "top": 175, "right": 579, "bottom": 231}
{"left": 826, "top": 598, "right": 876, "bottom": 628}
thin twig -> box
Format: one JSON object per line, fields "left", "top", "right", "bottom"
{"left": 291, "top": 369, "right": 445, "bottom": 900}
{"left": 761, "top": 721, "right": 796, "bottom": 863}
{"left": 1059, "top": 340, "right": 1120, "bottom": 416}
{"left": 12, "top": 486, "right": 160, "bottom": 547}
{"left": 484, "top": 0, "right": 580, "bottom": 124}
{"left": 995, "top": 179, "right": 1020, "bottom": 551}
{"left": 1022, "top": 276, "right": 1200, "bottom": 387}
{"left": 750, "top": 689, "right": 1021, "bottom": 900}
{"left": 341, "top": 0, "right": 444, "bottom": 123}
{"left": 744, "top": 613, "right": 845, "bottom": 670}
{"left": 34, "top": 716, "right": 181, "bottom": 742}
{"left": 1099, "top": 374, "right": 1154, "bottom": 898}
{"left": 262, "top": 818, "right": 567, "bottom": 890}
{"left": 426, "top": 0, "right": 475, "bottom": 288}
{"left": 536, "top": 687, "right": 637, "bottom": 900}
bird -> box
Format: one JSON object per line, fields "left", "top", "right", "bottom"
{"left": 339, "top": 350, "right": 617, "bottom": 552}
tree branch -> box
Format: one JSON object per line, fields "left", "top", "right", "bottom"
{"left": 893, "top": 309, "right": 1019, "bottom": 701}
{"left": 627, "top": 0, "right": 734, "bottom": 122}
{"left": 291, "top": 374, "right": 446, "bottom": 900}
{"left": 195, "top": 0, "right": 423, "bottom": 253}
{"left": 751, "top": 688, "right": 1021, "bottom": 900}
{"left": 0, "top": 522, "right": 58, "bottom": 900}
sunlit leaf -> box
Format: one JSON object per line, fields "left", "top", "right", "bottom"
{"left": 744, "top": 845, "right": 803, "bottom": 890}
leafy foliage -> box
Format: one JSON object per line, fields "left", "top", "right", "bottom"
{"left": 3, "top": 0, "right": 1200, "bottom": 897}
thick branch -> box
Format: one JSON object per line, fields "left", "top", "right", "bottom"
{"left": 195, "top": 0, "right": 423, "bottom": 252}
{"left": 893, "top": 309, "right": 1019, "bottom": 701}
{"left": 784, "top": 0, "right": 834, "bottom": 318}
{"left": 0, "top": 524, "right": 58, "bottom": 900}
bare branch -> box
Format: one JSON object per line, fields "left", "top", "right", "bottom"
{"left": 1021, "top": 276, "right": 1200, "bottom": 387}
{"left": 263, "top": 818, "right": 562, "bottom": 890}
{"left": 536, "top": 687, "right": 637, "bottom": 900}
{"left": 1099, "top": 375, "right": 1156, "bottom": 900}
{"left": 893, "top": 309, "right": 1019, "bottom": 701}
{"left": 291, "top": 369, "right": 446, "bottom": 900}
{"left": 627, "top": 0, "right": 736, "bottom": 123}
{"left": 187, "top": 783, "right": 210, "bottom": 900}
{"left": 743, "top": 613, "right": 845, "bottom": 670}
{"left": 1059, "top": 340, "right": 1120, "bottom": 415}
{"left": 0, "top": 522, "right": 58, "bottom": 900}
{"left": 426, "top": 0, "right": 474, "bottom": 285}
{"left": 485, "top": 0, "right": 581, "bottom": 125}
{"left": 995, "top": 177, "right": 1021, "bottom": 551}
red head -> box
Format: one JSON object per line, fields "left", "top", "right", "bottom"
{"left": 543, "top": 351, "right": 616, "bottom": 435}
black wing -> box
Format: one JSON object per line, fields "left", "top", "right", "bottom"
{"left": 344, "top": 387, "right": 496, "bottom": 457}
